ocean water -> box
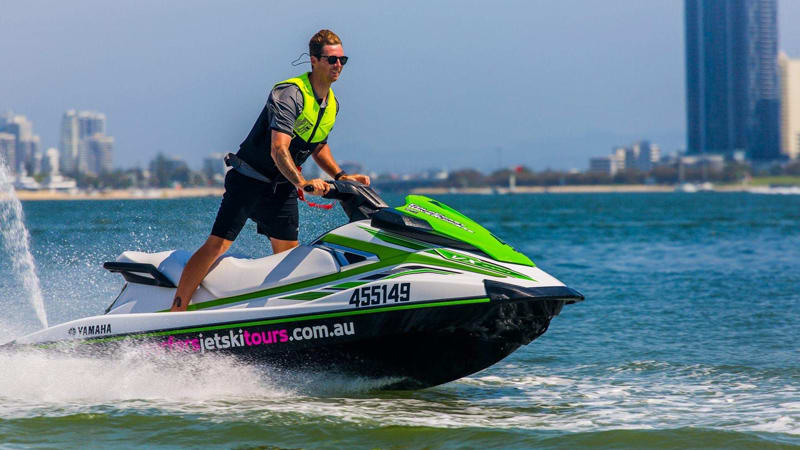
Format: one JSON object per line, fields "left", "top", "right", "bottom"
{"left": 0, "top": 192, "right": 797, "bottom": 448}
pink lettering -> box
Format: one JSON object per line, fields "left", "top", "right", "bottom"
{"left": 158, "top": 335, "right": 202, "bottom": 353}
{"left": 243, "top": 330, "right": 252, "bottom": 346}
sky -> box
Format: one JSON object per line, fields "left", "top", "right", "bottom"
{"left": 2, "top": 0, "right": 800, "bottom": 173}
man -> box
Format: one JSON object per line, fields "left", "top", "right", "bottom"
{"left": 170, "top": 29, "right": 369, "bottom": 312}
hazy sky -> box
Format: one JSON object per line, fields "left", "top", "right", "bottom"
{"left": 2, "top": 1, "right": 800, "bottom": 172}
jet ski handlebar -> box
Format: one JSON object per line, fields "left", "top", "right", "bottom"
{"left": 303, "top": 182, "right": 330, "bottom": 194}
{"left": 305, "top": 180, "right": 389, "bottom": 222}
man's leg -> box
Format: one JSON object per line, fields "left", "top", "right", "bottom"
{"left": 270, "top": 237, "right": 299, "bottom": 254}
{"left": 258, "top": 183, "right": 300, "bottom": 255}
{"left": 171, "top": 235, "right": 233, "bottom": 312}
{"left": 174, "top": 169, "right": 262, "bottom": 312}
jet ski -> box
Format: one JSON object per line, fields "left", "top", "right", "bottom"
{"left": 7, "top": 181, "right": 584, "bottom": 389}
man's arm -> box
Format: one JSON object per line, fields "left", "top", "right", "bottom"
{"left": 312, "top": 143, "right": 371, "bottom": 186}
{"left": 271, "top": 130, "right": 329, "bottom": 195}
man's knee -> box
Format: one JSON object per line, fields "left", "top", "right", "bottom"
{"left": 200, "top": 235, "right": 233, "bottom": 257}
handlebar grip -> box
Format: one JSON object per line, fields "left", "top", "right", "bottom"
{"left": 304, "top": 181, "right": 336, "bottom": 194}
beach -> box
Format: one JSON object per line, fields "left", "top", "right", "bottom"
{"left": 10, "top": 184, "right": 759, "bottom": 201}
{"left": 13, "top": 187, "right": 224, "bottom": 201}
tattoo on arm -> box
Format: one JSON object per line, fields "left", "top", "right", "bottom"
{"left": 273, "top": 146, "right": 304, "bottom": 186}
{"left": 173, "top": 297, "right": 182, "bottom": 308}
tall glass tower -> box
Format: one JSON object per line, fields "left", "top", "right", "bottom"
{"left": 685, "top": 0, "right": 780, "bottom": 160}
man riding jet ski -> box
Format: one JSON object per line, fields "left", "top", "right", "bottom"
{"left": 8, "top": 181, "right": 584, "bottom": 389}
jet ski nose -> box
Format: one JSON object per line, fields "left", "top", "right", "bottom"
{"left": 483, "top": 280, "right": 585, "bottom": 304}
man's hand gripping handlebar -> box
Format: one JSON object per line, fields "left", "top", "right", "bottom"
{"left": 301, "top": 179, "right": 330, "bottom": 196}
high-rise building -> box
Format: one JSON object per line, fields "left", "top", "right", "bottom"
{"left": 18, "top": 135, "right": 42, "bottom": 174}
{"left": 0, "top": 132, "right": 15, "bottom": 170}
{"left": 590, "top": 141, "right": 661, "bottom": 175}
{"left": 60, "top": 110, "right": 113, "bottom": 174}
{"left": 0, "top": 112, "right": 33, "bottom": 140}
{"left": 77, "top": 111, "right": 106, "bottom": 173}
{"left": 627, "top": 141, "right": 661, "bottom": 171}
{"left": 78, "top": 111, "right": 106, "bottom": 139}
{"left": 685, "top": 0, "right": 780, "bottom": 160}
{"left": 589, "top": 156, "right": 619, "bottom": 175}
{"left": 0, "top": 112, "right": 41, "bottom": 174}
{"left": 779, "top": 51, "right": 800, "bottom": 159}
{"left": 86, "top": 134, "right": 114, "bottom": 175}
{"left": 611, "top": 147, "right": 626, "bottom": 171}
{"left": 60, "top": 110, "right": 79, "bottom": 173}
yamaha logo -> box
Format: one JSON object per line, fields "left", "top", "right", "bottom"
{"left": 66, "top": 324, "right": 112, "bottom": 337}
{"left": 75, "top": 324, "right": 112, "bottom": 336}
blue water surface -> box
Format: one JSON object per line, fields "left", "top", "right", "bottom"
{"left": 0, "top": 192, "right": 797, "bottom": 448}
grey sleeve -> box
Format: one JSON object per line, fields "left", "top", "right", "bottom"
{"left": 268, "top": 84, "right": 303, "bottom": 135}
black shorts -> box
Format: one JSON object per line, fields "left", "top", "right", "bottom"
{"left": 211, "top": 169, "right": 299, "bottom": 241}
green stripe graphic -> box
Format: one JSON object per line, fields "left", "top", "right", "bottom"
{"left": 279, "top": 291, "right": 332, "bottom": 300}
{"left": 359, "top": 226, "right": 430, "bottom": 250}
{"left": 330, "top": 281, "right": 368, "bottom": 289}
{"left": 384, "top": 268, "right": 455, "bottom": 279}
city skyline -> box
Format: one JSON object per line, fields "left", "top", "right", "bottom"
{"left": 3, "top": 1, "right": 800, "bottom": 172}
{"left": 685, "top": 0, "right": 781, "bottom": 160}
{"left": 0, "top": 109, "right": 113, "bottom": 178}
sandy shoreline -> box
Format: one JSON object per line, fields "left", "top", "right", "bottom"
{"left": 9, "top": 184, "right": 756, "bottom": 201}
{"left": 13, "top": 187, "right": 224, "bottom": 201}
{"left": 410, "top": 184, "right": 750, "bottom": 194}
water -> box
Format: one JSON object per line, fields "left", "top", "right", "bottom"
{"left": 0, "top": 161, "right": 47, "bottom": 331}
{"left": 0, "top": 193, "right": 797, "bottom": 448}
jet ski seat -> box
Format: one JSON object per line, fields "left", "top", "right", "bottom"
{"left": 116, "top": 246, "right": 339, "bottom": 298}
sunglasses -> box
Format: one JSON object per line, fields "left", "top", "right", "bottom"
{"left": 317, "top": 55, "right": 349, "bottom": 66}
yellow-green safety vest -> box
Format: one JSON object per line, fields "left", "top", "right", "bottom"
{"left": 274, "top": 72, "right": 337, "bottom": 144}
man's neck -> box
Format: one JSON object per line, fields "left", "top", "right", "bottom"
{"left": 308, "top": 70, "right": 331, "bottom": 102}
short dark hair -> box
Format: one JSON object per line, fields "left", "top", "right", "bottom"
{"left": 309, "top": 29, "right": 342, "bottom": 57}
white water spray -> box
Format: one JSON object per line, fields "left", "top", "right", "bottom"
{"left": 0, "top": 159, "right": 48, "bottom": 328}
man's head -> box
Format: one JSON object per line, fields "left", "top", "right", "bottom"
{"left": 309, "top": 29, "right": 346, "bottom": 83}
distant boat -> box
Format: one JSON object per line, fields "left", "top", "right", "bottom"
{"left": 748, "top": 185, "right": 800, "bottom": 195}
{"left": 42, "top": 175, "right": 78, "bottom": 192}
{"left": 698, "top": 182, "right": 715, "bottom": 192}
{"left": 675, "top": 182, "right": 698, "bottom": 193}
{"left": 674, "top": 182, "right": 714, "bottom": 193}
{"left": 13, "top": 174, "right": 41, "bottom": 191}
